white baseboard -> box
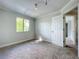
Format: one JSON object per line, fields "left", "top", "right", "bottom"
{"left": 0, "top": 39, "right": 34, "bottom": 48}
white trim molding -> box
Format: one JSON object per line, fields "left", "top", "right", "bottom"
{"left": 37, "top": 10, "right": 61, "bottom": 19}
{"left": 61, "top": 0, "right": 78, "bottom": 14}
{"left": 0, "top": 39, "right": 35, "bottom": 48}
{"left": 78, "top": 2, "right": 79, "bottom": 57}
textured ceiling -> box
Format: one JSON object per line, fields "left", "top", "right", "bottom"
{"left": 0, "top": 0, "right": 70, "bottom": 17}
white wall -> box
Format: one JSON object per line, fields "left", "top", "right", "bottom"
{"left": 35, "top": 12, "right": 64, "bottom": 47}
{"left": 0, "top": 9, "right": 35, "bottom": 47}
{"left": 35, "top": 16, "right": 51, "bottom": 42}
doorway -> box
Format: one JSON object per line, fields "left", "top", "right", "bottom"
{"left": 63, "top": 7, "right": 78, "bottom": 55}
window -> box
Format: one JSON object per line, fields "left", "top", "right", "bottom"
{"left": 24, "top": 19, "right": 30, "bottom": 31}
{"left": 16, "top": 17, "right": 30, "bottom": 32}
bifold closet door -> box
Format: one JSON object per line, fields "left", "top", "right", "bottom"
{"left": 51, "top": 15, "right": 63, "bottom": 47}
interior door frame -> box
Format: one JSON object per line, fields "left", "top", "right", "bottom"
{"left": 63, "top": 6, "right": 78, "bottom": 55}
{"left": 75, "top": 7, "right": 78, "bottom": 55}
{"left": 63, "top": 15, "right": 66, "bottom": 47}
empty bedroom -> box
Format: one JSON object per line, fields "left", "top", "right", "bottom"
{"left": 0, "top": 0, "right": 79, "bottom": 59}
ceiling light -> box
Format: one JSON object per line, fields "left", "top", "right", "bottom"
{"left": 35, "top": 3, "right": 38, "bottom": 10}
{"left": 34, "top": 0, "right": 48, "bottom": 10}
{"left": 45, "top": 0, "right": 47, "bottom": 5}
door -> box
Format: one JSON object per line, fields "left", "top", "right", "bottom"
{"left": 64, "top": 16, "right": 76, "bottom": 47}
{"left": 51, "top": 15, "right": 63, "bottom": 47}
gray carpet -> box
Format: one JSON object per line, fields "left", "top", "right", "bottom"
{"left": 0, "top": 41, "right": 79, "bottom": 59}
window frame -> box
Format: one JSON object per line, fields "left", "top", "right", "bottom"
{"left": 16, "top": 17, "right": 30, "bottom": 32}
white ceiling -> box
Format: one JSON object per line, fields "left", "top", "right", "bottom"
{"left": 0, "top": 0, "right": 70, "bottom": 17}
